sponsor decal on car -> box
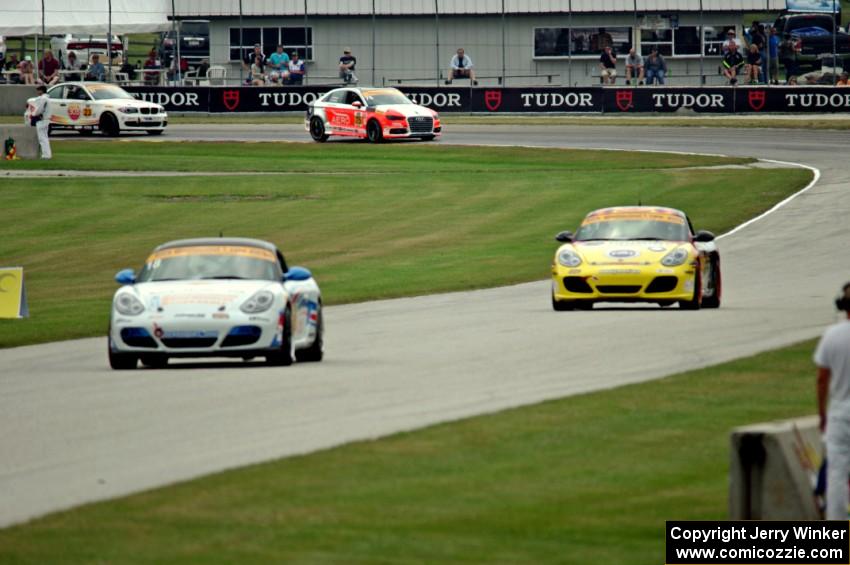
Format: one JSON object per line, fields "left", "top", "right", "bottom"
{"left": 83, "top": 107, "right": 93, "bottom": 117}
{"left": 147, "top": 245, "right": 276, "bottom": 263}
{"left": 68, "top": 103, "right": 82, "bottom": 121}
{"left": 161, "top": 294, "right": 239, "bottom": 306}
{"left": 212, "top": 312, "right": 230, "bottom": 320}
{"left": 174, "top": 313, "right": 205, "bottom": 318}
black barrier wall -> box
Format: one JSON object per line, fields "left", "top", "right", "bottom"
{"left": 125, "top": 86, "right": 850, "bottom": 114}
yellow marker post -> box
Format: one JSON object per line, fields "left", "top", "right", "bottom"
{"left": 0, "top": 267, "right": 29, "bottom": 319}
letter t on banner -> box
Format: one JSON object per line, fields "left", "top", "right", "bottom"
{"left": 0, "top": 267, "right": 29, "bottom": 318}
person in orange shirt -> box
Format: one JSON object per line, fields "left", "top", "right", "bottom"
{"left": 837, "top": 72, "right": 849, "bottom": 86}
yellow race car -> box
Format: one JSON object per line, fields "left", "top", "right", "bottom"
{"left": 551, "top": 206, "right": 721, "bottom": 311}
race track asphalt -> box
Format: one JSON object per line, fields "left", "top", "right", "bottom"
{"left": 1, "top": 123, "right": 849, "bottom": 528}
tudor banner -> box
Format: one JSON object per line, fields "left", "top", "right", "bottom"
{"left": 123, "top": 85, "right": 850, "bottom": 114}
{"left": 0, "top": 267, "right": 29, "bottom": 319}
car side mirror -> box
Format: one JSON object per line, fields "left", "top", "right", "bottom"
{"left": 115, "top": 268, "right": 136, "bottom": 285}
{"left": 284, "top": 266, "right": 312, "bottom": 282}
{"left": 693, "top": 230, "right": 715, "bottom": 243}
{"left": 351, "top": 101, "right": 362, "bottom": 108}
{"left": 555, "top": 231, "right": 574, "bottom": 243}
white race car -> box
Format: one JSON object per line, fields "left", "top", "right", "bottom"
{"left": 41, "top": 82, "right": 167, "bottom": 136}
{"left": 108, "top": 238, "right": 323, "bottom": 369}
{"left": 305, "top": 87, "right": 441, "bottom": 143}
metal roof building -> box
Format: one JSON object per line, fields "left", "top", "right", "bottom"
{"left": 172, "top": 0, "right": 788, "bottom": 86}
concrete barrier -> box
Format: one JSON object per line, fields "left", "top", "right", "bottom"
{"left": 729, "top": 415, "right": 822, "bottom": 520}
{"left": 1, "top": 125, "right": 39, "bottom": 159}
{"left": 0, "top": 85, "right": 36, "bottom": 116}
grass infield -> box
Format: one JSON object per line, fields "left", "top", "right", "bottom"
{"left": 0, "top": 339, "right": 818, "bottom": 563}
{"left": 0, "top": 142, "right": 810, "bottom": 347}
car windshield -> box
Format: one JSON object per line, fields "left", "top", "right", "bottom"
{"left": 575, "top": 212, "right": 689, "bottom": 241}
{"left": 137, "top": 245, "right": 281, "bottom": 282}
{"left": 362, "top": 90, "right": 412, "bottom": 105}
{"left": 86, "top": 84, "right": 134, "bottom": 100}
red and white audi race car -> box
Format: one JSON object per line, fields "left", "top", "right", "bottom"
{"left": 305, "top": 87, "right": 441, "bottom": 143}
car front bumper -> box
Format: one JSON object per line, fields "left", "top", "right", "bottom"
{"left": 110, "top": 309, "right": 283, "bottom": 356}
{"left": 118, "top": 113, "right": 168, "bottom": 130}
{"left": 551, "top": 263, "right": 698, "bottom": 303}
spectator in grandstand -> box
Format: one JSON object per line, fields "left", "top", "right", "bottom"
{"left": 118, "top": 58, "right": 135, "bottom": 81}
{"left": 143, "top": 50, "right": 161, "bottom": 85}
{"left": 722, "top": 29, "right": 743, "bottom": 54}
{"left": 64, "top": 51, "right": 83, "bottom": 82}
{"left": 599, "top": 45, "right": 617, "bottom": 84}
{"left": 838, "top": 72, "right": 849, "bottom": 86}
{"left": 446, "top": 48, "right": 476, "bottom": 85}
{"left": 19, "top": 56, "right": 35, "bottom": 85}
{"left": 338, "top": 47, "right": 358, "bottom": 85}
{"left": 779, "top": 32, "right": 799, "bottom": 81}
{"left": 242, "top": 43, "right": 265, "bottom": 83}
{"left": 815, "top": 282, "right": 850, "bottom": 520}
{"left": 4, "top": 53, "right": 21, "bottom": 84}
{"left": 744, "top": 44, "right": 762, "bottom": 84}
{"left": 644, "top": 47, "right": 667, "bottom": 85}
{"left": 624, "top": 48, "right": 644, "bottom": 85}
{"left": 268, "top": 45, "right": 290, "bottom": 84}
{"left": 596, "top": 28, "right": 613, "bottom": 50}
{"left": 167, "top": 56, "right": 188, "bottom": 83}
{"left": 85, "top": 53, "right": 106, "bottom": 82}
{"left": 287, "top": 52, "right": 305, "bottom": 85}
{"left": 250, "top": 55, "right": 266, "bottom": 85}
{"left": 721, "top": 42, "right": 744, "bottom": 84}
{"left": 197, "top": 58, "right": 210, "bottom": 80}
{"left": 37, "top": 50, "right": 60, "bottom": 86}
{"left": 787, "top": 75, "right": 798, "bottom": 85}
{"left": 767, "top": 27, "right": 780, "bottom": 84}
{"left": 746, "top": 21, "right": 765, "bottom": 51}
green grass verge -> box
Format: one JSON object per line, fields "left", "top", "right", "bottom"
{"left": 0, "top": 142, "right": 811, "bottom": 348}
{"left": 0, "top": 339, "right": 818, "bottom": 563}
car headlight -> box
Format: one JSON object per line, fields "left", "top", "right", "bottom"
{"left": 557, "top": 248, "right": 582, "bottom": 268}
{"left": 115, "top": 293, "right": 145, "bottom": 316}
{"left": 386, "top": 113, "right": 405, "bottom": 121}
{"left": 118, "top": 106, "right": 139, "bottom": 114}
{"left": 240, "top": 290, "right": 274, "bottom": 314}
{"left": 661, "top": 247, "right": 690, "bottom": 267}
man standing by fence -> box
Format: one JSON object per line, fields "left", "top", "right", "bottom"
{"left": 816, "top": 282, "right": 850, "bottom": 520}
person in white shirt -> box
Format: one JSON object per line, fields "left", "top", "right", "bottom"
{"left": 27, "top": 85, "right": 51, "bottom": 159}
{"left": 722, "top": 29, "right": 743, "bottom": 54}
{"left": 446, "top": 48, "right": 477, "bottom": 85}
{"left": 815, "top": 282, "right": 850, "bottom": 519}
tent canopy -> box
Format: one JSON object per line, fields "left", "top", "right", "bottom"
{"left": 0, "top": 0, "right": 171, "bottom": 36}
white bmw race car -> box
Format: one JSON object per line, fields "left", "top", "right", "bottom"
{"left": 108, "top": 238, "right": 323, "bottom": 369}
{"left": 39, "top": 82, "right": 167, "bottom": 136}
{"left": 305, "top": 86, "right": 441, "bottom": 143}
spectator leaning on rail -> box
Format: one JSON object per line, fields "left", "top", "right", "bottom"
{"left": 339, "top": 47, "right": 358, "bottom": 85}
{"left": 624, "top": 48, "right": 644, "bottom": 85}
{"left": 599, "top": 45, "right": 617, "bottom": 85}
{"left": 721, "top": 42, "right": 744, "bottom": 84}
{"left": 779, "top": 32, "right": 799, "bottom": 82}
{"left": 446, "top": 48, "right": 477, "bottom": 85}
{"left": 644, "top": 47, "right": 667, "bottom": 85}
{"left": 816, "top": 282, "right": 850, "bottom": 520}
